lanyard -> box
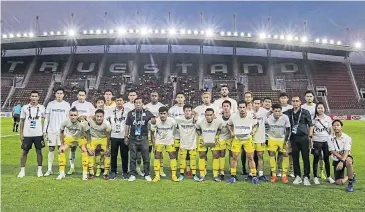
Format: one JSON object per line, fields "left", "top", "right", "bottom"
{"left": 333, "top": 137, "right": 341, "bottom": 151}
{"left": 114, "top": 107, "right": 124, "bottom": 123}
{"left": 134, "top": 109, "right": 144, "bottom": 127}
{"left": 28, "top": 105, "right": 40, "bottom": 120}
{"left": 291, "top": 109, "right": 302, "bottom": 126}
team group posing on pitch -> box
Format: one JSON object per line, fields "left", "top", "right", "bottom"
{"left": 16, "top": 85, "right": 356, "bottom": 192}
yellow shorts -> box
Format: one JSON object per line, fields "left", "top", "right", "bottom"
{"left": 268, "top": 138, "right": 287, "bottom": 153}
{"left": 211, "top": 140, "right": 226, "bottom": 151}
{"left": 254, "top": 143, "right": 266, "bottom": 152}
{"left": 226, "top": 139, "right": 233, "bottom": 151}
{"left": 64, "top": 137, "right": 86, "bottom": 147}
{"left": 88, "top": 138, "right": 108, "bottom": 150}
{"left": 179, "top": 148, "right": 197, "bottom": 157}
{"left": 155, "top": 144, "right": 175, "bottom": 153}
{"left": 173, "top": 139, "right": 180, "bottom": 148}
{"left": 231, "top": 137, "right": 254, "bottom": 153}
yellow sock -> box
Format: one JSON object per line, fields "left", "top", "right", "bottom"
{"left": 95, "top": 155, "right": 101, "bottom": 169}
{"left": 100, "top": 154, "right": 105, "bottom": 169}
{"left": 179, "top": 151, "right": 186, "bottom": 174}
{"left": 213, "top": 159, "right": 219, "bottom": 177}
{"left": 160, "top": 158, "right": 164, "bottom": 173}
{"left": 154, "top": 158, "right": 160, "bottom": 177}
{"left": 269, "top": 155, "right": 277, "bottom": 176}
{"left": 219, "top": 157, "right": 225, "bottom": 174}
{"left": 58, "top": 153, "right": 66, "bottom": 172}
{"left": 282, "top": 156, "right": 289, "bottom": 176}
{"left": 88, "top": 155, "right": 95, "bottom": 175}
{"left": 199, "top": 158, "right": 206, "bottom": 177}
{"left": 81, "top": 152, "right": 88, "bottom": 173}
{"left": 231, "top": 168, "right": 237, "bottom": 176}
{"left": 250, "top": 168, "right": 257, "bottom": 176}
{"left": 170, "top": 159, "right": 177, "bottom": 177}
{"left": 190, "top": 152, "right": 197, "bottom": 175}
{"left": 186, "top": 160, "right": 191, "bottom": 172}
{"left": 104, "top": 156, "right": 111, "bottom": 175}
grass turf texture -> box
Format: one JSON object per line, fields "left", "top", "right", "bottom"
{"left": 1, "top": 117, "right": 364, "bottom": 212}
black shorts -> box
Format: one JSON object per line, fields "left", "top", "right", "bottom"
{"left": 13, "top": 114, "right": 20, "bottom": 123}
{"left": 333, "top": 156, "right": 354, "bottom": 180}
{"left": 21, "top": 136, "right": 45, "bottom": 151}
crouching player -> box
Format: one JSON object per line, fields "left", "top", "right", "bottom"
{"left": 266, "top": 104, "right": 291, "bottom": 183}
{"left": 87, "top": 109, "right": 112, "bottom": 180}
{"left": 56, "top": 108, "right": 90, "bottom": 180}
{"left": 328, "top": 120, "right": 356, "bottom": 192}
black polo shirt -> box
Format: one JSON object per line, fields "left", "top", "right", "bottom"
{"left": 126, "top": 109, "right": 154, "bottom": 137}
{"left": 284, "top": 108, "right": 313, "bottom": 136}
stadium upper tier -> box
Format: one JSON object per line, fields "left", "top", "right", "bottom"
{"left": 1, "top": 53, "right": 364, "bottom": 113}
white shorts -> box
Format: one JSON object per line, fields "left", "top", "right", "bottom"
{"left": 48, "top": 133, "right": 61, "bottom": 146}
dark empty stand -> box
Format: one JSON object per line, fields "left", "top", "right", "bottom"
{"left": 352, "top": 65, "right": 365, "bottom": 88}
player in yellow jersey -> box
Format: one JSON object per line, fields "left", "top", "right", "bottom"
{"left": 227, "top": 101, "right": 259, "bottom": 184}
{"left": 87, "top": 109, "right": 112, "bottom": 180}
{"left": 93, "top": 97, "right": 107, "bottom": 177}
{"left": 56, "top": 107, "right": 90, "bottom": 180}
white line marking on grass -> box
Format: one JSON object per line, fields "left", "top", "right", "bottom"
{"left": 1, "top": 134, "right": 19, "bottom": 138}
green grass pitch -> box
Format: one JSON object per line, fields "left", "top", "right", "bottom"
{"left": 1, "top": 117, "right": 364, "bottom": 211}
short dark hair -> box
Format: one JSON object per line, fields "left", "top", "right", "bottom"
{"left": 96, "top": 97, "right": 105, "bottom": 103}
{"left": 78, "top": 89, "right": 87, "bottom": 94}
{"left": 128, "top": 90, "right": 137, "bottom": 95}
{"left": 94, "top": 109, "right": 105, "bottom": 115}
{"left": 263, "top": 97, "right": 272, "bottom": 102}
{"left": 253, "top": 97, "right": 261, "bottom": 102}
{"left": 238, "top": 100, "right": 247, "bottom": 106}
{"left": 305, "top": 90, "right": 314, "bottom": 96}
{"left": 55, "top": 88, "right": 65, "bottom": 93}
{"left": 205, "top": 108, "right": 215, "bottom": 113}
{"left": 279, "top": 92, "right": 288, "bottom": 98}
{"left": 176, "top": 92, "right": 184, "bottom": 96}
{"left": 115, "top": 94, "right": 124, "bottom": 100}
{"left": 158, "top": 106, "right": 169, "bottom": 113}
{"left": 70, "top": 107, "right": 78, "bottom": 113}
{"left": 104, "top": 89, "right": 113, "bottom": 95}
{"left": 221, "top": 85, "right": 228, "bottom": 89}
{"left": 272, "top": 104, "right": 282, "bottom": 111}
{"left": 332, "top": 119, "right": 343, "bottom": 127}
{"left": 30, "top": 90, "right": 39, "bottom": 95}
{"left": 222, "top": 100, "right": 231, "bottom": 107}
{"left": 183, "top": 104, "right": 193, "bottom": 111}
{"left": 244, "top": 91, "right": 252, "bottom": 97}
{"left": 134, "top": 97, "right": 142, "bottom": 102}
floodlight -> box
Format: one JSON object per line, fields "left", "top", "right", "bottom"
{"left": 279, "top": 35, "right": 284, "bottom": 40}
{"left": 206, "top": 29, "right": 213, "bottom": 37}
{"left": 247, "top": 33, "right": 252, "bottom": 37}
{"left": 354, "top": 42, "right": 362, "bottom": 49}
{"left": 29, "top": 32, "right": 34, "bottom": 37}
{"left": 23, "top": 33, "right": 28, "bottom": 37}
{"left": 83, "top": 30, "right": 87, "bottom": 35}
{"left": 267, "top": 34, "right": 271, "bottom": 38}
{"left": 128, "top": 29, "right": 134, "bottom": 33}
{"left": 193, "top": 30, "right": 198, "bottom": 35}
{"left": 95, "top": 29, "right": 101, "bottom": 34}
{"left": 2, "top": 34, "right": 7, "bottom": 38}
{"left": 227, "top": 31, "right": 232, "bottom": 36}
{"left": 63, "top": 31, "right": 68, "bottom": 35}
{"left": 16, "top": 33, "right": 21, "bottom": 37}
{"left": 180, "top": 29, "right": 186, "bottom": 34}
{"left": 57, "top": 31, "right": 61, "bottom": 35}
{"left": 68, "top": 29, "right": 76, "bottom": 36}
{"left": 43, "top": 32, "right": 48, "bottom": 36}
{"left": 240, "top": 32, "right": 245, "bottom": 37}
{"left": 148, "top": 29, "right": 153, "bottom": 34}
{"left": 9, "top": 33, "right": 14, "bottom": 38}
{"left": 187, "top": 29, "right": 192, "bottom": 34}
{"left": 336, "top": 41, "right": 342, "bottom": 45}
{"left": 329, "top": 40, "right": 334, "bottom": 44}
{"left": 161, "top": 29, "right": 166, "bottom": 34}
{"left": 273, "top": 35, "right": 279, "bottom": 39}
{"left": 103, "top": 29, "right": 107, "bottom": 34}
{"left": 154, "top": 29, "right": 159, "bottom": 34}
{"left": 220, "top": 31, "right": 225, "bottom": 36}
{"left": 109, "top": 29, "right": 114, "bottom": 34}
{"left": 259, "top": 33, "right": 266, "bottom": 39}
{"left": 140, "top": 28, "right": 148, "bottom": 35}
{"left": 294, "top": 36, "right": 299, "bottom": 41}
{"left": 169, "top": 28, "right": 176, "bottom": 35}
{"left": 286, "top": 35, "right": 293, "bottom": 41}
{"left": 200, "top": 30, "right": 205, "bottom": 35}
{"left": 322, "top": 38, "right": 328, "bottom": 44}
{"left": 301, "top": 36, "right": 307, "bottom": 42}
{"left": 50, "top": 31, "right": 54, "bottom": 35}
{"left": 315, "top": 38, "right": 320, "bottom": 43}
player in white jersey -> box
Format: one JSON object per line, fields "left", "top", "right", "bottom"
{"left": 43, "top": 88, "right": 71, "bottom": 176}
{"left": 302, "top": 90, "right": 316, "bottom": 119}
{"left": 213, "top": 85, "right": 238, "bottom": 114}
{"left": 193, "top": 92, "right": 220, "bottom": 120}
{"left": 152, "top": 106, "right": 179, "bottom": 182}
{"left": 69, "top": 89, "right": 95, "bottom": 175}
{"left": 92, "top": 97, "right": 107, "bottom": 177}
{"left": 241, "top": 91, "right": 254, "bottom": 175}
{"left": 312, "top": 102, "right": 335, "bottom": 184}
{"left": 168, "top": 92, "right": 185, "bottom": 154}
{"left": 266, "top": 104, "right": 291, "bottom": 184}
{"left": 252, "top": 97, "right": 269, "bottom": 181}
{"left": 123, "top": 90, "right": 137, "bottom": 115}
{"left": 104, "top": 89, "right": 116, "bottom": 111}
{"left": 328, "top": 120, "right": 356, "bottom": 192}
{"left": 279, "top": 92, "right": 293, "bottom": 112}
{"left": 227, "top": 101, "right": 259, "bottom": 184}
{"left": 87, "top": 109, "right": 112, "bottom": 180}
{"left": 17, "top": 90, "right": 46, "bottom": 178}
{"left": 176, "top": 104, "right": 199, "bottom": 181}
{"left": 196, "top": 108, "right": 222, "bottom": 182}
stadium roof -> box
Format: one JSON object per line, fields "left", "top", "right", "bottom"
{"left": 1, "top": 32, "right": 357, "bottom": 57}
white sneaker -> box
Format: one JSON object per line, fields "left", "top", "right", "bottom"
{"left": 327, "top": 177, "right": 335, "bottom": 184}
{"left": 303, "top": 177, "right": 311, "bottom": 186}
{"left": 17, "top": 172, "right": 25, "bottom": 178}
{"left": 277, "top": 171, "right": 282, "bottom": 177}
{"left": 293, "top": 176, "right": 303, "bottom": 185}
{"left": 160, "top": 170, "right": 167, "bottom": 177}
{"left": 136, "top": 167, "right": 144, "bottom": 177}
{"left": 313, "top": 177, "right": 320, "bottom": 185}
{"left": 56, "top": 173, "right": 66, "bottom": 180}
{"left": 144, "top": 175, "right": 152, "bottom": 182}
{"left": 289, "top": 173, "right": 295, "bottom": 178}
{"left": 37, "top": 171, "right": 44, "bottom": 177}
{"left": 128, "top": 175, "right": 136, "bottom": 182}
{"left": 44, "top": 170, "right": 53, "bottom": 176}
{"left": 82, "top": 173, "right": 88, "bottom": 181}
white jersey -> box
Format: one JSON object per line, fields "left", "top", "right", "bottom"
{"left": 60, "top": 119, "right": 90, "bottom": 140}
{"left": 71, "top": 101, "right": 95, "bottom": 117}
{"left": 228, "top": 114, "right": 257, "bottom": 141}
{"left": 175, "top": 116, "right": 197, "bottom": 150}
{"left": 106, "top": 107, "right": 127, "bottom": 139}
{"left": 44, "top": 100, "right": 70, "bottom": 134}
{"left": 154, "top": 117, "right": 176, "bottom": 145}
{"left": 282, "top": 104, "right": 293, "bottom": 112}
{"left": 218, "top": 115, "right": 232, "bottom": 141}
{"left": 89, "top": 119, "right": 112, "bottom": 140}
{"left": 312, "top": 115, "right": 332, "bottom": 142}
{"left": 123, "top": 102, "right": 135, "bottom": 116}
{"left": 168, "top": 105, "right": 184, "bottom": 139}
{"left": 145, "top": 102, "right": 165, "bottom": 116}
{"left": 104, "top": 101, "right": 116, "bottom": 111}
{"left": 252, "top": 107, "right": 268, "bottom": 143}
{"left": 20, "top": 104, "right": 46, "bottom": 137}
{"left": 194, "top": 104, "right": 220, "bottom": 120}
{"left": 213, "top": 97, "right": 238, "bottom": 114}
{"left": 327, "top": 133, "right": 352, "bottom": 161}
{"left": 265, "top": 114, "right": 291, "bottom": 141}
{"left": 196, "top": 118, "right": 222, "bottom": 144}
{"left": 302, "top": 103, "right": 316, "bottom": 120}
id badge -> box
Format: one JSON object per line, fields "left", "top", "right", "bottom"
{"left": 292, "top": 125, "right": 298, "bottom": 134}
{"left": 30, "top": 121, "right": 36, "bottom": 129}
{"left": 115, "top": 125, "right": 121, "bottom": 133}
{"left": 135, "top": 127, "right": 142, "bottom": 136}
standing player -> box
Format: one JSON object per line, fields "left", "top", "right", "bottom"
{"left": 213, "top": 85, "right": 238, "bottom": 114}
{"left": 145, "top": 91, "right": 165, "bottom": 116}
{"left": 241, "top": 91, "right": 253, "bottom": 175}
{"left": 176, "top": 105, "right": 199, "bottom": 181}
{"left": 56, "top": 108, "right": 90, "bottom": 180}
{"left": 69, "top": 89, "right": 95, "bottom": 175}
{"left": 227, "top": 101, "right": 259, "bottom": 184}
{"left": 152, "top": 106, "right": 179, "bottom": 182}
{"left": 87, "top": 109, "right": 112, "bottom": 180}
{"left": 17, "top": 91, "right": 46, "bottom": 178}
{"left": 104, "top": 89, "right": 116, "bottom": 111}
{"left": 279, "top": 93, "right": 293, "bottom": 112}
{"left": 196, "top": 108, "right": 222, "bottom": 182}
{"left": 123, "top": 90, "right": 137, "bottom": 115}
{"left": 266, "top": 104, "right": 291, "bottom": 183}
{"left": 328, "top": 120, "right": 356, "bottom": 192}
{"left": 43, "top": 88, "right": 70, "bottom": 176}
{"left": 168, "top": 92, "right": 185, "bottom": 153}
{"left": 302, "top": 90, "right": 316, "bottom": 119}
{"left": 12, "top": 103, "right": 22, "bottom": 132}
{"left": 194, "top": 92, "right": 220, "bottom": 119}
{"left": 93, "top": 97, "right": 107, "bottom": 177}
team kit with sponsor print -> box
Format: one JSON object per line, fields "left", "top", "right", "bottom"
{"left": 16, "top": 87, "right": 356, "bottom": 192}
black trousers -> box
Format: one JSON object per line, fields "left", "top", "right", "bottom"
{"left": 312, "top": 141, "right": 330, "bottom": 178}
{"left": 129, "top": 136, "right": 150, "bottom": 176}
{"left": 290, "top": 135, "right": 310, "bottom": 178}
{"left": 110, "top": 137, "right": 129, "bottom": 174}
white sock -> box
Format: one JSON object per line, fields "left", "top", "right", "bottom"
{"left": 38, "top": 166, "right": 42, "bottom": 172}
{"left": 60, "top": 171, "right": 65, "bottom": 175}
{"left": 258, "top": 171, "right": 263, "bottom": 176}
{"left": 69, "top": 151, "right": 76, "bottom": 169}
{"left": 20, "top": 167, "right": 25, "bottom": 173}
{"left": 48, "top": 151, "right": 54, "bottom": 171}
